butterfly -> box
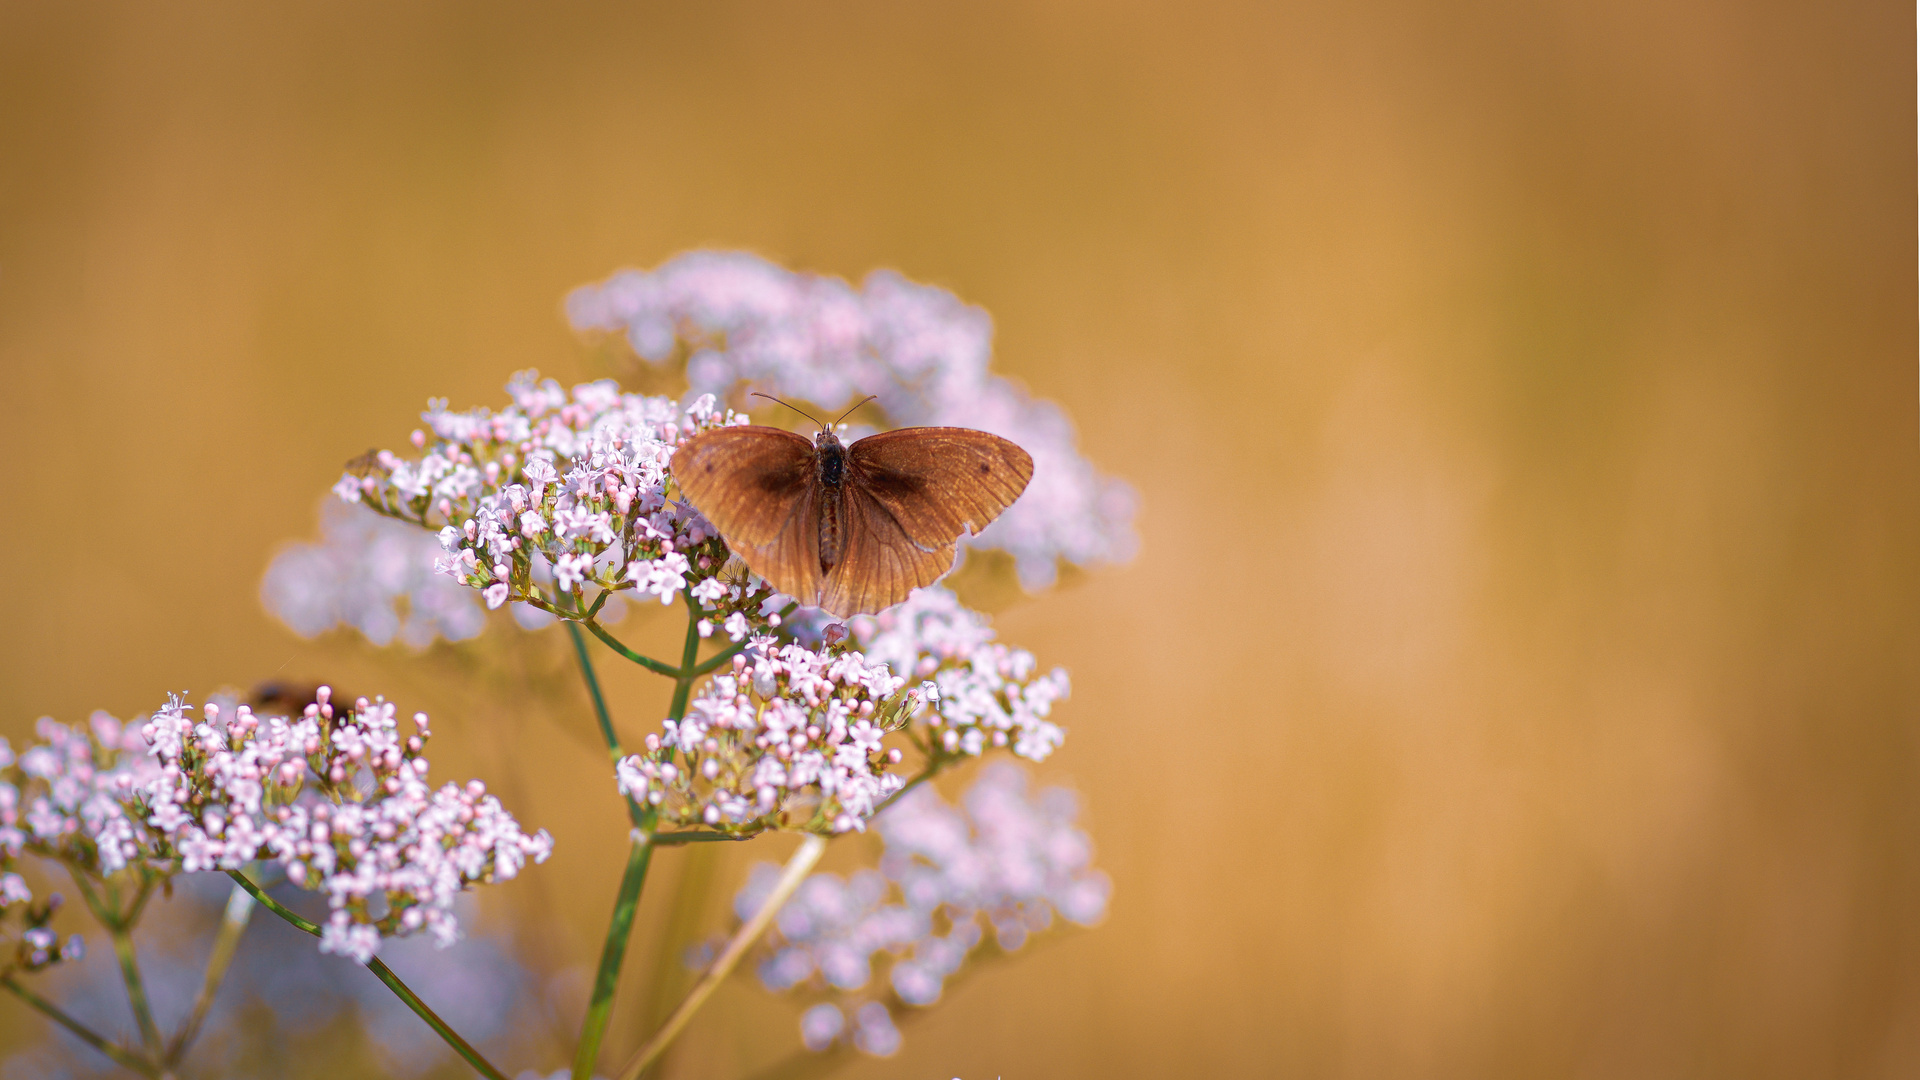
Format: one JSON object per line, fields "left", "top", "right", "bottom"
{"left": 671, "top": 394, "right": 1033, "bottom": 617}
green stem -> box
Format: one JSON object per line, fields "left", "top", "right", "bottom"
{"left": 667, "top": 593, "right": 705, "bottom": 722}
{"left": 222, "top": 871, "right": 318, "bottom": 934}
{"left": 583, "top": 619, "right": 686, "bottom": 678}
{"left": 165, "top": 881, "right": 255, "bottom": 1065}
{"left": 566, "top": 620, "right": 626, "bottom": 759}
{"left": 572, "top": 835, "right": 655, "bottom": 1080}
{"left": 615, "top": 834, "right": 830, "bottom": 1080}
{"left": 651, "top": 831, "right": 750, "bottom": 845}
{"left": 2, "top": 976, "right": 157, "bottom": 1078}
{"left": 110, "top": 926, "right": 165, "bottom": 1063}
{"left": 363, "top": 956, "right": 510, "bottom": 1080}
{"left": 568, "top": 619, "right": 649, "bottom": 830}
{"left": 222, "top": 872, "right": 508, "bottom": 1080}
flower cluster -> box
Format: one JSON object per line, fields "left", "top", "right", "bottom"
{"left": 0, "top": 714, "right": 164, "bottom": 976}
{"left": 616, "top": 644, "right": 919, "bottom": 836}
{"left": 263, "top": 498, "right": 488, "bottom": 648}
{"left": 135, "top": 688, "right": 552, "bottom": 962}
{"left": 613, "top": 588, "right": 1072, "bottom": 837}
{"left": 733, "top": 764, "right": 1109, "bottom": 1057}
{"left": 1, "top": 714, "right": 162, "bottom": 876}
{"left": 567, "top": 252, "right": 1138, "bottom": 589}
{"left": 850, "top": 588, "right": 1071, "bottom": 762}
{"left": 333, "top": 373, "right": 784, "bottom": 633}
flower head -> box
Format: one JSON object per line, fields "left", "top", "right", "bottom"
{"left": 133, "top": 688, "right": 551, "bottom": 961}
{"left": 617, "top": 642, "right": 920, "bottom": 836}
{"left": 333, "top": 373, "right": 780, "bottom": 631}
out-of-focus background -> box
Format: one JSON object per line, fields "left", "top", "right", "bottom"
{"left": 1, "top": 1, "right": 1914, "bottom": 1077}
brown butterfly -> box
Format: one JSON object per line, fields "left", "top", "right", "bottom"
{"left": 671, "top": 394, "right": 1033, "bottom": 617}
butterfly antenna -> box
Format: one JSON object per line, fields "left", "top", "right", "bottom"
{"left": 750, "top": 391, "right": 825, "bottom": 429}
{"left": 832, "top": 395, "right": 878, "bottom": 428}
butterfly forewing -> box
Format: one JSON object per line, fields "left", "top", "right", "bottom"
{"left": 673, "top": 427, "right": 815, "bottom": 548}
{"left": 846, "top": 428, "right": 1034, "bottom": 550}
{"left": 673, "top": 426, "right": 824, "bottom": 603}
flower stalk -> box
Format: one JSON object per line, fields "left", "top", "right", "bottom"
{"left": 616, "top": 832, "right": 830, "bottom": 1080}
{"left": 224, "top": 871, "right": 509, "bottom": 1080}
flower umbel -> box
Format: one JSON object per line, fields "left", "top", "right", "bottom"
{"left": 134, "top": 688, "right": 552, "bottom": 962}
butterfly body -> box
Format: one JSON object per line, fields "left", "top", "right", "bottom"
{"left": 672, "top": 422, "right": 1032, "bottom": 617}
{"left": 813, "top": 432, "right": 849, "bottom": 571}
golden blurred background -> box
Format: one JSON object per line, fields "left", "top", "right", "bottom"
{"left": 1, "top": 1, "right": 1915, "bottom": 1077}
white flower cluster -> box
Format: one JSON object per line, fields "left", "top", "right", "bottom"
{"left": 333, "top": 373, "right": 777, "bottom": 629}
{"left": 567, "top": 252, "right": 1138, "bottom": 589}
{"left": 0, "top": 715, "right": 140, "bottom": 973}
{"left": 263, "top": 498, "right": 487, "bottom": 648}
{"left": 616, "top": 644, "right": 918, "bottom": 836}
{"left": 734, "top": 764, "right": 1109, "bottom": 1058}
{"left": 614, "top": 590, "right": 1073, "bottom": 837}
{"left": 134, "top": 687, "right": 552, "bottom": 963}
{"left": 850, "top": 588, "right": 1071, "bottom": 762}
{"left": 1, "top": 715, "right": 160, "bottom": 875}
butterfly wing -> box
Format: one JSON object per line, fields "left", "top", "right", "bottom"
{"left": 816, "top": 427, "right": 1034, "bottom": 616}
{"left": 671, "top": 426, "right": 824, "bottom": 604}
{"left": 844, "top": 427, "right": 1034, "bottom": 548}
{"left": 817, "top": 485, "right": 956, "bottom": 617}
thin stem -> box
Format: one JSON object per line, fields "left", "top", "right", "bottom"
{"left": 572, "top": 835, "right": 655, "bottom": 1080}
{"left": 571, "top": 595, "right": 718, "bottom": 1076}
{"left": 583, "top": 620, "right": 686, "bottom": 678}
{"left": 651, "top": 831, "right": 750, "bottom": 845}
{"left": 364, "top": 956, "right": 511, "bottom": 1080}
{"left": 110, "top": 926, "right": 165, "bottom": 1063}
{"left": 65, "top": 866, "right": 110, "bottom": 925}
{"left": 223, "top": 871, "right": 318, "bottom": 934}
{"left": 666, "top": 593, "right": 705, "bottom": 723}
{"left": 566, "top": 620, "right": 626, "bottom": 759}
{"left": 568, "top": 619, "right": 647, "bottom": 830}
{"left": 614, "top": 833, "right": 830, "bottom": 1080}
{"left": 165, "top": 881, "right": 255, "bottom": 1064}
{"left": 2, "top": 976, "right": 157, "bottom": 1078}
{"left": 223, "top": 871, "right": 508, "bottom": 1080}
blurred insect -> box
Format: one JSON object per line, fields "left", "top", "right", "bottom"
{"left": 671, "top": 394, "right": 1032, "bottom": 617}
{"left": 343, "top": 448, "right": 389, "bottom": 481}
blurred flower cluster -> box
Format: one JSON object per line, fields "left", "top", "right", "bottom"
{"left": 732, "top": 764, "right": 1110, "bottom": 1059}
{"left": 567, "top": 251, "right": 1137, "bottom": 589}
{"left": 263, "top": 497, "right": 487, "bottom": 648}
{"left": 0, "top": 714, "right": 157, "bottom": 976}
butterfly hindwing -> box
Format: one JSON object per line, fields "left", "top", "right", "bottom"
{"left": 845, "top": 427, "right": 1034, "bottom": 550}
{"left": 820, "top": 484, "right": 955, "bottom": 617}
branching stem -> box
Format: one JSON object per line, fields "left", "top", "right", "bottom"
{"left": 223, "top": 871, "right": 508, "bottom": 1080}
{"left": 615, "top": 833, "right": 830, "bottom": 1080}
{"left": 165, "top": 880, "right": 255, "bottom": 1065}
{"left": 1, "top": 976, "right": 157, "bottom": 1078}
